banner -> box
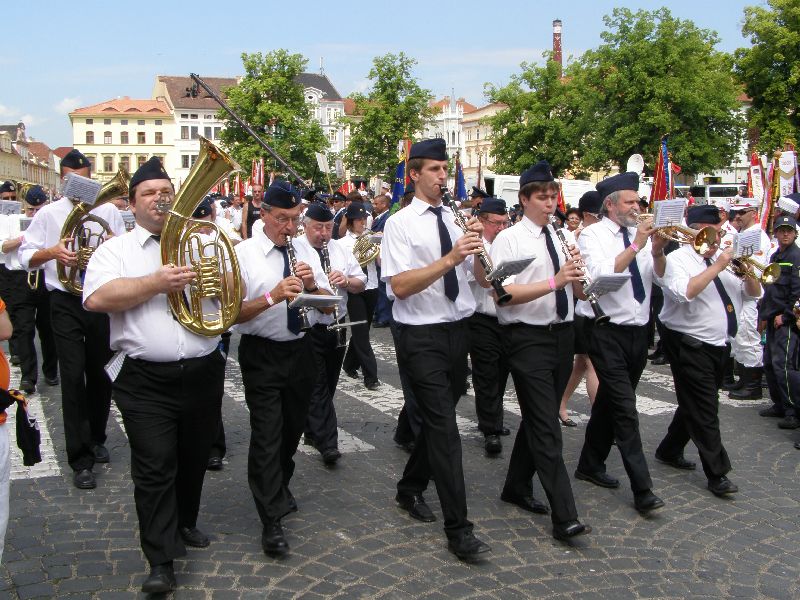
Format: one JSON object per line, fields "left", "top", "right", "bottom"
{"left": 455, "top": 154, "right": 467, "bottom": 202}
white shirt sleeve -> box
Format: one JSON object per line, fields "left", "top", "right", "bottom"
{"left": 488, "top": 229, "right": 517, "bottom": 284}
{"left": 380, "top": 217, "right": 412, "bottom": 280}
{"left": 660, "top": 252, "right": 692, "bottom": 304}
{"left": 577, "top": 226, "right": 616, "bottom": 280}
{"left": 18, "top": 208, "right": 49, "bottom": 270}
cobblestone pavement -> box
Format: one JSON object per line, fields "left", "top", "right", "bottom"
{"left": 1, "top": 328, "right": 798, "bottom": 599}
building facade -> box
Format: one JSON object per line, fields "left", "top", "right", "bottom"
{"left": 0, "top": 122, "right": 60, "bottom": 193}
{"left": 296, "top": 73, "right": 347, "bottom": 155}
{"left": 462, "top": 102, "right": 507, "bottom": 187}
{"left": 423, "top": 96, "right": 476, "bottom": 161}
{"left": 69, "top": 99, "right": 175, "bottom": 183}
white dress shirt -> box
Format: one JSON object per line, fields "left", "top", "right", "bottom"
{"left": 234, "top": 233, "right": 328, "bottom": 341}
{"left": 380, "top": 197, "right": 476, "bottom": 325}
{"left": 467, "top": 237, "right": 497, "bottom": 317}
{"left": 82, "top": 224, "right": 220, "bottom": 361}
{"left": 19, "top": 197, "right": 126, "bottom": 292}
{"left": 489, "top": 216, "right": 575, "bottom": 325}
{"left": 338, "top": 230, "right": 378, "bottom": 291}
{"left": 575, "top": 217, "right": 654, "bottom": 325}
{"left": 656, "top": 245, "right": 761, "bottom": 346}
{"left": 294, "top": 235, "right": 365, "bottom": 326}
{"left": 0, "top": 214, "right": 25, "bottom": 270}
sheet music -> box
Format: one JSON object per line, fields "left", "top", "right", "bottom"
{"left": 119, "top": 210, "right": 136, "bottom": 231}
{"left": 487, "top": 256, "right": 536, "bottom": 281}
{"left": 19, "top": 217, "right": 32, "bottom": 232}
{"left": 288, "top": 293, "right": 343, "bottom": 309}
{"left": 61, "top": 173, "right": 102, "bottom": 204}
{"left": 104, "top": 351, "right": 126, "bottom": 382}
{"left": 584, "top": 273, "right": 631, "bottom": 297}
{"left": 733, "top": 229, "right": 762, "bottom": 258}
{"left": 0, "top": 200, "right": 21, "bottom": 215}
{"left": 652, "top": 200, "right": 686, "bottom": 228}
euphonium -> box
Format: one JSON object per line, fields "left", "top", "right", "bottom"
{"left": 352, "top": 230, "right": 380, "bottom": 267}
{"left": 159, "top": 137, "right": 242, "bottom": 337}
{"left": 635, "top": 213, "right": 717, "bottom": 255}
{"left": 57, "top": 166, "right": 129, "bottom": 295}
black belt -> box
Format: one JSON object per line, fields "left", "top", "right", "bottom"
{"left": 586, "top": 319, "right": 646, "bottom": 331}
{"left": 241, "top": 333, "right": 308, "bottom": 346}
{"left": 510, "top": 321, "right": 572, "bottom": 332}
{"left": 395, "top": 317, "right": 468, "bottom": 331}
{"left": 472, "top": 312, "right": 499, "bottom": 322}
{"left": 127, "top": 351, "right": 217, "bottom": 368}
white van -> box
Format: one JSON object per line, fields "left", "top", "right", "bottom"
{"left": 484, "top": 174, "right": 594, "bottom": 208}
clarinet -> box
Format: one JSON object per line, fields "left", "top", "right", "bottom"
{"left": 319, "top": 241, "right": 347, "bottom": 348}
{"left": 284, "top": 235, "right": 312, "bottom": 332}
{"left": 441, "top": 191, "right": 512, "bottom": 305}
{"left": 548, "top": 215, "right": 609, "bottom": 325}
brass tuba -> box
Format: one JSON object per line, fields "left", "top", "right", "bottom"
{"left": 159, "top": 137, "right": 242, "bottom": 337}
{"left": 57, "top": 166, "right": 129, "bottom": 295}
{"left": 352, "top": 230, "right": 380, "bottom": 267}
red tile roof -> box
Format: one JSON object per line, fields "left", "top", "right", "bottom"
{"left": 430, "top": 97, "right": 478, "bottom": 113}
{"left": 53, "top": 147, "right": 73, "bottom": 159}
{"left": 70, "top": 97, "right": 170, "bottom": 116}
{"left": 27, "top": 141, "right": 53, "bottom": 162}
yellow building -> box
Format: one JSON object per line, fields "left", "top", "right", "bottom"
{"left": 0, "top": 131, "right": 21, "bottom": 183}
{"left": 462, "top": 102, "right": 507, "bottom": 187}
{"left": 69, "top": 98, "right": 176, "bottom": 182}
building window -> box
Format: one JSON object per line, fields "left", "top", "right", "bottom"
{"left": 137, "top": 155, "right": 147, "bottom": 168}
{"left": 328, "top": 129, "right": 337, "bottom": 143}
{"left": 181, "top": 126, "right": 189, "bottom": 140}
{"left": 190, "top": 126, "right": 198, "bottom": 140}
{"left": 85, "top": 118, "right": 93, "bottom": 124}
{"left": 476, "top": 128, "right": 480, "bottom": 140}
{"left": 120, "top": 155, "right": 130, "bottom": 171}
{"left": 204, "top": 126, "right": 212, "bottom": 139}
{"left": 137, "top": 119, "right": 145, "bottom": 126}
{"left": 120, "top": 131, "right": 129, "bottom": 144}
{"left": 182, "top": 155, "right": 190, "bottom": 169}
{"left": 103, "top": 131, "right": 112, "bottom": 144}
{"left": 180, "top": 113, "right": 188, "bottom": 119}
{"left": 103, "top": 156, "right": 113, "bottom": 172}
{"left": 86, "top": 155, "right": 96, "bottom": 171}
{"left": 155, "top": 132, "right": 163, "bottom": 144}
{"left": 137, "top": 132, "right": 145, "bottom": 144}
{"left": 121, "top": 119, "right": 128, "bottom": 125}
{"left": 190, "top": 114, "right": 198, "bottom": 120}
{"left": 213, "top": 127, "right": 221, "bottom": 140}
{"left": 155, "top": 119, "right": 162, "bottom": 126}
{"left": 205, "top": 114, "right": 213, "bottom": 120}
{"left": 85, "top": 131, "right": 94, "bottom": 144}
{"left": 190, "top": 154, "right": 198, "bottom": 166}
{"left": 104, "top": 119, "right": 111, "bottom": 125}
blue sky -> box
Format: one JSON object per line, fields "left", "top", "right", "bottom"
{"left": 2, "top": 0, "right": 757, "bottom": 148}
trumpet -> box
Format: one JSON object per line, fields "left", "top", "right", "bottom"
{"left": 729, "top": 254, "right": 781, "bottom": 285}
{"left": 284, "top": 235, "right": 312, "bottom": 332}
{"left": 635, "top": 213, "right": 717, "bottom": 255}
{"left": 549, "top": 215, "right": 609, "bottom": 324}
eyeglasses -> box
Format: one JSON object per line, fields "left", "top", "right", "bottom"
{"left": 483, "top": 218, "right": 509, "bottom": 227}
{"left": 270, "top": 214, "right": 302, "bottom": 225}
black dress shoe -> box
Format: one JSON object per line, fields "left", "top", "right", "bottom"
{"left": 794, "top": 441, "right": 800, "bottom": 450}
{"left": 365, "top": 380, "right": 381, "bottom": 391}
{"left": 141, "top": 562, "right": 176, "bottom": 594}
{"left": 19, "top": 380, "right": 35, "bottom": 394}
{"left": 373, "top": 321, "right": 390, "bottom": 328}
{"left": 655, "top": 452, "right": 696, "bottom": 470}
{"left": 574, "top": 469, "right": 620, "bottom": 488}
{"left": 396, "top": 493, "right": 436, "bottom": 522}
{"left": 634, "top": 489, "right": 665, "bottom": 512}
{"left": 499, "top": 427, "right": 510, "bottom": 436}
{"left": 44, "top": 375, "right": 59, "bottom": 386}
{"left": 73, "top": 469, "right": 96, "bottom": 490}
{"left": 500, "top": 489, "right": 549, "bottom": 514}
{"left": 707, "top": 476, "right": 738, "bottom": 496}
{"left": 559, "top": 416, "right": 578, "bottom": 427}
{"left": 284, "top": 486, "right": 298, "bottom": 513}
{"left": 484, "top": 434, "right": 502, "bottom": 455}
{"left": 778, "top": 415, "right": 800, "bottom": 429}
{"left": 262, "top": 519, "right": 289, "bottom": 556}
{"left": 92, "top": 444, "right": 110, "bottom": 463}
{"left": 650, "top": 355, "right": 668, "bottom": 366}
{"left": 344, "top": 369, "right": 359, "bottom": 379}
{"left": 321, "top": 448, "right": 341, "bottom": 465}
{"left": 9, "top": 355, "right": 19, "bottom": 366}
{"left": 207, "top": 456, "right": 223, "bottom": 471}
{"left": 552, "top": 520, "right": 591, "bottom": 541}
{"left": 179, "top": 526, "right": 210, "bottom": 548}
{"left": 759, "top": 405, "right": 785, "bottom": 418}
{"left": 394, "top": 438, "right": 415, "bottom": 453}
{"left": 447, "top": 531, "right": 491, "bottom": 560}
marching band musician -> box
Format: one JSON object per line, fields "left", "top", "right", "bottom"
{"left": 0, "top": 186, "right": 58, "bottom": 394}
{"left": 339, "top": 202, "right": 380, "bottom": 390}
{"left": 240, "top": 182, "right": 264, "bottom": 240}
{"left": 233, "top": 180, "right": 331, "bottom": 558}
{"left": 654, "top": 204, "right": 761, "bottom": 497}
{"left": 487, "top": 161, "right": 591, "bottom": 540}
{"left": 19, "top": 149, "right": 125, "bottom": 490}
{"left": 294, "top": 202, "right": 366, "bottom": 465}
{"left": 467, "top": 197, "right": 511, "bottom": 455}
{"left": 574, "top": 172, "right": 669, "bottom": 513}
{"left": 381, "top": 138, "right": 491, "bottom": 560}
{"left": 82, "top": 158, "right": 225, "bottom": 593}
{"left": 0, "top": 181, "right": 20, "bottom": 366}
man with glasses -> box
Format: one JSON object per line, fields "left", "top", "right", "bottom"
{"left": 468, "top": 197, "right": 512, "bottom": 455}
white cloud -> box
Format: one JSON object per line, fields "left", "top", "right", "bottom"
{"left": 0, "top": 104, "right": 19, "bottom": 118}
{"left": 20, "top": 114, "right": 47, "bottom": 127}
{"left": 53, "top": 97, "right": 82, "bottom": 114}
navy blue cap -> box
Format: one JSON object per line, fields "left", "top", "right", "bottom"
{"left": 192, "top": 196, "right": 214, "bottom": 219}
{"left": 60, "top": 149, "right": 91, "bottom": 171}
{"left": 0, "top": 181, "right": 15, "bottom": 194}
{"left": 520, "top": 160, "right": 554, "bottom": 187}
{"left": 404, "top": 181, "right": 415, "bottom": 195}
{"left": 25, "top": 185, "right": 48, "bottom": 206}
{"left": 305, "top": 202, "right": 333, "bottom": 222}
{"left": 596, "top": 172, "right": 639, "bottom": 200}
{"left": 302, "top": 188, "right": 318, "bottom": 201}
{"left": 774, "top": 214, "right": 798, "bottom": 229}
{"left": 470, "top": 186, "right": 489, "bottom": 199}
{"left": 330, "top": 191, "right": 346, "bottom": 202}
{"left": 478, "top": 197, "right": 506, "bottom": 215}
{"left": 578, "top": 190, "right": 602, "bottom": 214}
{"left": 686, "top": 204, "right": 720, "bottom": 226}
{"left": 130, "top": 157, "right": 170, "bottom": 189}
{"left": 409, "top": 138, "right": 448, "bottom": 161}
{"left": 264, "top": 180, "right": 300, "bottom": 209}
{"left": 345, "top": 202, "right": 369, "bottom": 220}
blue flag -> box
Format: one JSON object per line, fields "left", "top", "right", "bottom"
{"left": 455, "top": 157, "right": 467, "bottom": 202}
{"left": 391, "top": 159, "right": 405, "bottom": 206}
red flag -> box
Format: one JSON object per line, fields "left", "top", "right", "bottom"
{"left": 650, "top": 140, "right": 669, "bottom": 204}
{"left": 337, "top": 180, "right": 354, "bottom": 195}
{"left": 557, "top": 182, "right": 566, "bottom": 214}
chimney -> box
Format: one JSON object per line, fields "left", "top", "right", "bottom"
{"left": 552, "top": 19, "right": 563, "bottom": 75}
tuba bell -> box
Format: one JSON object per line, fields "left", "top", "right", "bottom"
{"left": 352, "top": 230, "right": 380, "bottom": 267}
{"left": 159, "top": 137, "right": 242, "bottom": 337}
{"left": 57, "top": 166, "right": 129, "bottom": 295}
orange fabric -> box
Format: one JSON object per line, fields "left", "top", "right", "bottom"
{"left": 1, "top": 296, "right": 10, "bottom": 422}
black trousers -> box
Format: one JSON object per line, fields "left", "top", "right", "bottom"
{"left": 49, "top": 289, "right": 113, "bottom": 472}
{"left": 396, "top": 320, "right": 472, "bottom": 537}
{"left": 469, "top": 313, "right": 509, "bottom": 435}
{"left": 503, "top": 323, "right": 578, "bottom": 525}
{"left": 392, "top": 318, "right": 422, "bottom": 444}
{"left": 238, "top": 334, "right": 314, "bottom": 523}
{"left": 763, "top": 322, "right": 800, "bottom": 416}
{"left": 114, "top": 352, "right": 224, "bottom": 566}
{"left": 305, "top": 324, "right": 345, "bottom": 451}
{"left": 4, "top": 270, "right": 57, "bottom": 384}
{"left": 343, "top": 289, "right": 378, "bottom": 385}
{"left": 648, "top": 284, "right": 665, "bottom": 351}
{"left": 656, "top": 328, "right": 731, "bottom": 479}
{"left": 0, "top": 266, "right": 18, "bottom": 357}
{"left": 210, "top": 333, "right": 231, "bottom": 459}
{"left": 578, "top": 321, "right": 653, "bottom": 492}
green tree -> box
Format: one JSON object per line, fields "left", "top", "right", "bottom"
{"left": 218, "top": 50, "right": 327, "bottom": 183}
{"left": 572, "top": 8, "right": 744, "bottom": 174}
{"left": 735, "top": 0, "right": 800, "bottom": 151}
{"left": 343, "top": 53, "right": 434, "bottom": 178}
{"left": 485, "top": 55, "right": 586, "bottom": 177}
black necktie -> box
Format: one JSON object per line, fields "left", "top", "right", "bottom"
{"left": 704, "top": 258, "right": 738, "bottom": 337}
{"left": 276, "top": 246, "right": 303, "bottom": 335}
{"left": 429, "top": 206, "right": 459, "bottom": 302}
{"left": 542, "top": 227, "right": 568, "bottom": 320}
{"left": 620, "top": 227, "right": 646, "bottom": 303}
{"left": 150, "top": 234, "right": 161, "bottom": 242}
